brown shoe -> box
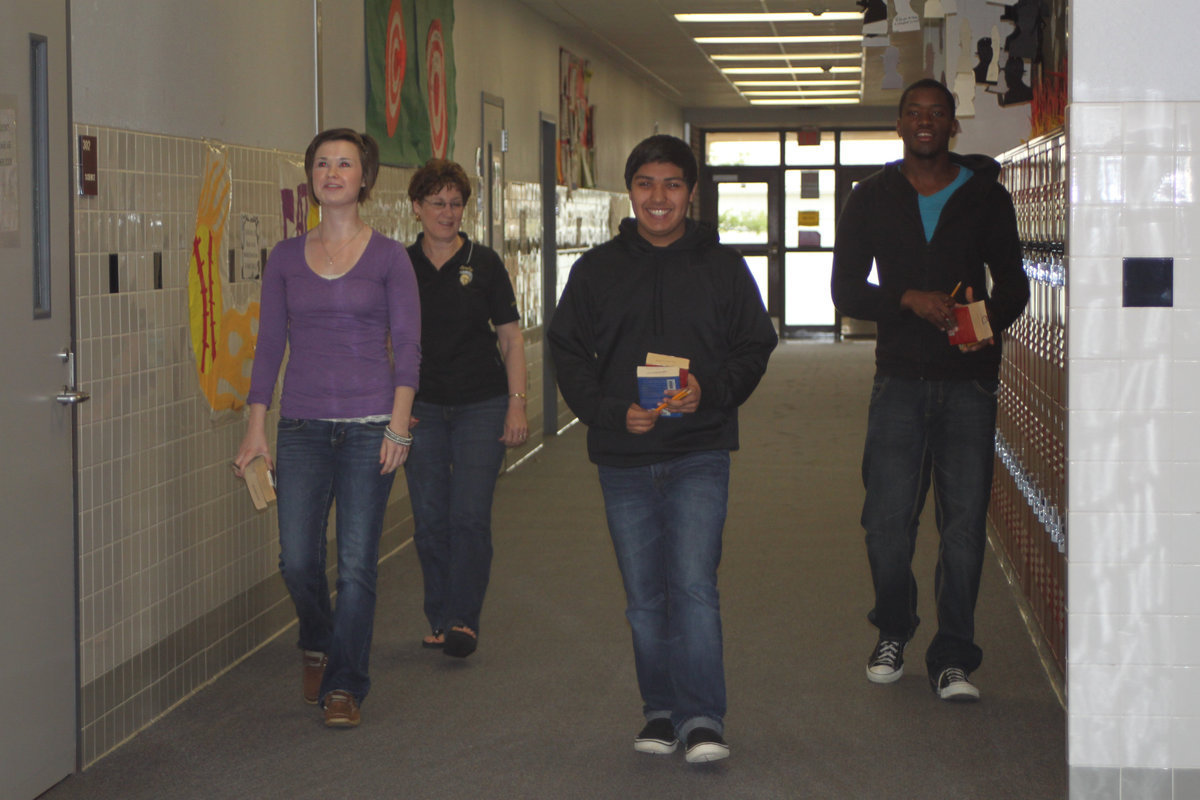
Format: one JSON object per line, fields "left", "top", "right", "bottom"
{"left": 323, "top": 690, "right": 361, "bottom": 728}
{"left": 302, "top": 651, "right": 327, "bottom": 705}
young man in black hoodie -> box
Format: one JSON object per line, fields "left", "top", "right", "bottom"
{"left": 548, "top": 135, "right": 777, "bottom": 762}
{"left": 831, "top": 79, "right": 1029, "bottom": 701}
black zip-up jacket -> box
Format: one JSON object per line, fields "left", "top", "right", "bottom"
{"left": 831, "top": 153, "right": 1029, "bottom": 380}
{"left": 548, "top": 218, "right": 778, "bottom": 467}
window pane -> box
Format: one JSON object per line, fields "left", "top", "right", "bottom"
{"left": 706, "top": 132, "right": 781, "bottom": 166}
{"left": 784, "top": 169, "right": 835, "bottom": 249}
{"left": 743, "top": 255, "right": 769, "bottom": 310}
{"left": 840, "top": 130, "right": 904, "bottom": 165}
{"left": 784, "top": 132, "right": 835, "bottom": 166}
{"left": 715, "top": 182, "right": 769, "bottom": 245}
{"left": 785, "top": 251, "right": 835, "bottom": 326}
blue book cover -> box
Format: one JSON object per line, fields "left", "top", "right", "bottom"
{"left": 637, "top": 365, "right": 685, "bottom": 417}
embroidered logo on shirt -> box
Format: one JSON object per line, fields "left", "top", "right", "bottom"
{"left": 458, "top": 265, "right": 474, "bottom": 286}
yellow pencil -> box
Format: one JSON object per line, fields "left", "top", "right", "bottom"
{"left": 949, "top": 281, "right": 962, "bottom": 300}
{"left": 653, "top": 388, "right": 691, "bottom": 414}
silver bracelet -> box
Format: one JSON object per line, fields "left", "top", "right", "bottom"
{"left": 384, "top": 426, "right": 413, "bottom": 446}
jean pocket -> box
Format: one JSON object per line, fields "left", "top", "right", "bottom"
{"left": 278, "top": 417, "right": 308, "bottom": 432}
{"left": 868, "top": 376, "right": 890, "bottom": 404}
{"left": 971, "top": 378, "right": 1000, "bottom": 398}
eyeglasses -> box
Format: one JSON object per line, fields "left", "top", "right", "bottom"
{"left": 422, "top": 199, "right": 465, "bottom": 211}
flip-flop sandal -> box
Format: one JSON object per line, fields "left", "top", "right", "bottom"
{"left": 443, "top": 627, "right": 477, "bottom": 658}
{"left": 422, "top": 629, "right": 445, "bottom": 649}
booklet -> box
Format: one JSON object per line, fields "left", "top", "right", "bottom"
{"left": 639, "top": 353, "right": 690, "bottom": 417}
{"left": 241, "top": 455, "right": 276, "bottom": 511}
{"left": 947, "top": 300, "right": 993, "bottom": 346}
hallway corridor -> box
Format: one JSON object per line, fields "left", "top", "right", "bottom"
{"left": 41, "top": 341, "right": 1067, "bottom": 799}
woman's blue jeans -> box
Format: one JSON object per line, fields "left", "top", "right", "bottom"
{"left": 597, "top": 450, "right": 730, "bottom": 741}
{"left": 860, "top": 376, "right": 998, "bottom": 675}
{"left": 275, "top": 418, "right": 395, "bottom": 704}
{"left": 404, "top": 395, "right": 508, "bottom": 635}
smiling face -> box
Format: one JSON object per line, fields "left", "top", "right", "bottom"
{"left": 412, "top": 184, "right": 465, "bottom": 244}
{"left": 311, "top": 140, "right": 365, "bottom": 208}
{"left": 628, "top": 161, "right": 696, "bottom": 247}
{"left": 896, "top": 86, "right": 960, "bottom": 160}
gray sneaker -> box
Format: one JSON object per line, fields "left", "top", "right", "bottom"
{"left": 932, "top": 666, "right": 981, "bottom": 701}
{"left": 866, "top": 638, "right": 905, "bottom": 683}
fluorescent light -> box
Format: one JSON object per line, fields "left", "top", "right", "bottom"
{"left": 696, "top": 35, "right": 863, "bottom": 44}
{"left": 676, "top": 12, "right": 862, "bottom": 23}
{"left": 742, "top": 90, "right": 860, "bottom": 97}
{"left": 721, "top": 66, "right": 861, "bottom": 75}
{"left": 733, "top": 80, "right": 861, "bottom": 87}
{"left": 749, "top": 98, "right": 862, "bottom": 105}
{"left": 709, "top": 53, "right": 862, "bottom": 62}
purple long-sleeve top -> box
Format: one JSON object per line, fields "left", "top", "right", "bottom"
{"left": 247, "top": 230, "right": 421, "bottom": 419}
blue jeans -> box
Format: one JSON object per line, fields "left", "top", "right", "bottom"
{"left": 275, "top": 418, "right": 395, "bottom": 703}
{"left": 597, "top": 450, "right": 730, "bottom": 741}
{"left": 404, "top": 395, "right": 508, "bottom": 635}
{"left": 860, "top": 376, "right": 998, "bottom": 675}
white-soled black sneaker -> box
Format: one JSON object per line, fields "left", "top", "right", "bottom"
{"left": 634, "top": 718, "right": 678, "bottom": 754}
{"left": 866, "top": 638, "right": 906, "bottom": 684}
{"left": 932, "top": 666, "right": 981, "bottom": 701}
{"left": 685, "top": 728, "right": 730, "bottom": 763}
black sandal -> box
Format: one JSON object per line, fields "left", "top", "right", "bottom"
{"left": 422, "top": 628, "right": 445, "bottom": 649}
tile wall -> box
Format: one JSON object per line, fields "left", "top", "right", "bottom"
{"left": 1066, "top": 101, "right": 1200, "bottom": 797}
{"left": 71, "top": 125, "right": 615, "bottom": 765}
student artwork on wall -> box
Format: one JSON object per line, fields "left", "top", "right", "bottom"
{"left": 187, "top": 143, "right": 260, "bottom": 416}
{"left": 559, "top": 48, "right": 595, "bottom": 189}
{"left": 365, "top": 0, "right": 457, "bottom": 166}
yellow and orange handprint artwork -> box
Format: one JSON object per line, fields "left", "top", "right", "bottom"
{"left": 188, "top": 143, "right": 259, "bottom": 414}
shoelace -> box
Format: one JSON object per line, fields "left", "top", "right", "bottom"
{"left": 940, "top": 667, "right": 968, "bottom": 686}
{"left": 873, "top": 640, "right": 902, "bottom": 666}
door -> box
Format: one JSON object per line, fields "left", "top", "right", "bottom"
{"left": 480, "top": 93, "right": 505, "bottom": 250}
{"left": 699, "top": 167, "right": 779, "bottom": 320}
{"left": 0, "top": 1, "right": 79, "bottom": 796}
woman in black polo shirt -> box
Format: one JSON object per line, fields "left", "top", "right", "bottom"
{"left": 404, "top": 159, "right": 527, "bottom": 658}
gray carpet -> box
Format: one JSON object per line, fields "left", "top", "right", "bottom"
{"left": 40, "top": 341, "right": 1067, "bottom": 800}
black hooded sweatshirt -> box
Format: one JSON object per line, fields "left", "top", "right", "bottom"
{"left": 831, "top": 153, "right": 1030, "bottom": 380}
{"left": 549, "top": 218, "right": 778, "bottom": 467}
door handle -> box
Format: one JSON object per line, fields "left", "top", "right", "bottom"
{"left": 56, "top": 348, "right": 90, "bottom": 406}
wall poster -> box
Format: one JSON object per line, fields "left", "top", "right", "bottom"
{"left": 365, "top": 0, "right": 457, "bottom": 166}
{"left": 558, "top": 48, "right": 595, "bottom": 189}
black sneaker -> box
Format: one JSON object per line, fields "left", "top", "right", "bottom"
{"left": 633, "top": 718, "right": 678, "bottom": 754}
{"left": 931, "top": 666, "right": 981, "bottom": 701}
{"left": 866, "top": 638, "right": 905, "bottom": 684}
{"left": 684, "top": 728, "right": 730, "bottom": 763}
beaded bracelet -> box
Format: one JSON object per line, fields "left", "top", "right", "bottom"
{"left": 384, "top": 426, "right": 413, "bottom": 446}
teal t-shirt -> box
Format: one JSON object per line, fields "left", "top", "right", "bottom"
{"left": 918, "top": 166, "right": 973, "bottom": 242}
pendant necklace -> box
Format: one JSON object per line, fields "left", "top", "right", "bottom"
{"left": 317, "top": 223, "right": 366, "bottom": 267}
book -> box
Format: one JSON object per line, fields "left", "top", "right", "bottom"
{"left": 241, "top": 455, "right": 276, "bottom": 511}
{"left": 639, "top": 353, "right": 690, "bottom": 417}
{"left": 947, "top": 300, "right": 993, "bottom": 346}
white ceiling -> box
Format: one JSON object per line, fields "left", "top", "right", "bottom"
{"left": 513, "top": 0, "right": 929, "bottom": 122}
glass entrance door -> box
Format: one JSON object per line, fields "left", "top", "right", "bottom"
{"left": 701, "top": 168, "right": 778, "bottom": 321}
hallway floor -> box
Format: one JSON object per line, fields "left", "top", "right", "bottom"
{"left": 41, "top": 340, "right": 1067, "bottom": 800}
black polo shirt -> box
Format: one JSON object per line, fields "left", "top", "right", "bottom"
{"left": 407, "top": 233, "right": 520, "bottom": 405}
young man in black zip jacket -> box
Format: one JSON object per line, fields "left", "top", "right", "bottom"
{"left": 831, "top": 79, "right": 1029, "bottom": 701}
{"left": 549, "top": 135, "right": 777, "bottom": 762}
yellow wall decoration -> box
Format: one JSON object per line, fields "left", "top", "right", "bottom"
{"left": 188, "top": 143, "right": 259, "bottom": 413}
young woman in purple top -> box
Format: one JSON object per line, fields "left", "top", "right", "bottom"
{"left": 404, "top": 159, "right": 527, "bottom": 658}
{"left": 233, "top": 129, "right": 420, "bottom": 728}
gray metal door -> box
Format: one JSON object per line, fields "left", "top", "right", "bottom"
{"left": 0, "top": 1, "right": 79, "bottom": 796}
{"left": 480, "top": 93, "right": 504, "bottom": 250}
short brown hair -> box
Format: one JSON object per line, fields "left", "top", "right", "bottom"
{"left": 407, "top": 158, "right": 472, "bottom": 204}
{"left": 304, "top": 128, "right": 380, "bottom": 206}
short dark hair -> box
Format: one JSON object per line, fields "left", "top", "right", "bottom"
{"left": 407, "top": 158, "right": 473, "bottom": 204}
{"left": 624, "top": 135, "right": 698, "bottom": 191}
{"left": 897, "top": 79, "right": 956, "bottom": 118}
{"left": 304, "top": 128, "right": 380, "bottom": 205}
